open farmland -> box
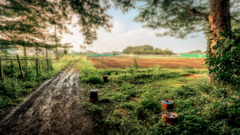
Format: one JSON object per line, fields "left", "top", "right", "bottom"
{"left": 88, "top": 57, "right": 206, "bottom": 69}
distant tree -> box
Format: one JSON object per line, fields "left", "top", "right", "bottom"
{"left": 122, "top": 45, "right": 174, "bottom": 55}
{"left": 142, "top": 45, "right": 154, "bottom": 50}
{"left": 131, "top": 49, "right": 141, "bottom": 54}
{"left": 123, "top": 46, "right": 133, "bottom": 54}
{"left": 64, "top": 49, "right": 68, "bottom": 55}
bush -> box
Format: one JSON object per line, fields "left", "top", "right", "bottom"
{"left": 119, "top": 101, "right": 138, "bottom": 109}
{"left": 89, "top": 104, "right": 103, "bottom": 114}
{"left": 139, "top": 97, "right": 159, "bottom": 109}
{"left": 84, "top": 75, "right": 103, "bottom": 84}
{"left": 134, "top": 58, "right": 139, "bottom": 69}
{"left": 205, "top": 28, "right": 240, "bottom": 87}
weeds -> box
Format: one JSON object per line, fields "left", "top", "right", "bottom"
{"left": 77, "top": 57, "right": 240, "bottom": 135}
{"left": 0, "top": 55, "right": 81, "bottom": 114}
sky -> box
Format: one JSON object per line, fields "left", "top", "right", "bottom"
{"left": 60, "top": 3, "right": 207, "bottom": 54}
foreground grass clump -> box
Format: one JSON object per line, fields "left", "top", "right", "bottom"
{"left": 77, "top": 57, "right": 240, "bottom": 135}
{"left": 0, "top": 55, "right": 81, "bottom": 113}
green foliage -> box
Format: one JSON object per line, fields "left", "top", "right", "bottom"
{"left": 0, "top": 55, "right": 80, "bottom": 109}
{"left": 77, "top": 57, "right": 240, "bottom": 135}
{"left": 205, "top": 28, "right": 240, "bottom": 87}
{"left": 134, "top": 58, "right": 139, "bottom": 69}
{"left": 113, "top": 0, "right": 239, "bottom": 39}
{"left": 0, "top": 0, "right": 112, "bottom": 53}
{"left": 119, "top": 101, "right": 138, "bottom": 109}
{"left": 83, "top": 75, "right": 103, "bottom": 84}
{"left": 89, "top": 104, "right": 104, "bottom": 114}
{"left": 100, "top": 60, "right": 105, "bottom": 69}
{"left": 63, "top": 49, "right": 68, "bottom": 55}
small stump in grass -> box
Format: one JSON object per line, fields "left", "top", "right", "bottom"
{"left": 162, "top": 111, "right": 178, "bottom": 126}
{"left": 90, "top": 89, "right": 99, "bottom": 102}
{"left": 103, "top": 75, "right": 108, "bottom": 83}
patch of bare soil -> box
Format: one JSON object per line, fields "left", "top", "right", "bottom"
{"left": 183, "top": 74, "right": 207, "bottom": 78}
{"left": 88, "top": 57, "right": 206, "bottom": 69}
{"left": 0, "top": 64, "right": 94, "bottom": 135}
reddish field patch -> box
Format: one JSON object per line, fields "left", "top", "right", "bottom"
{"left": 88, "top": 57, "right": 206, "bottom": 69}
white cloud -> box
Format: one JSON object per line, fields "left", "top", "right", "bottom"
{"left": 117, "top": 28, "right": 166, "bottom": 39}
{"left": 112, "top": 21, "right": 125, "bottom": 32}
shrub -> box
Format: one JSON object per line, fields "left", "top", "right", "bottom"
{"left": 119, "top": 101, "right": 138, "bottom": 109}
{"left": 134, "top": 58, "right": 139, "bottom": 69}
{"left": 89, "top": 104, "right": 103, "bottom": 114}
{"left": 100, "top": 97, "right": 111, "bottom": 102}
{"left": 205, "top": 28, "right": 240, "bottom": 88}
{"left": 139, "top": 97, "right": 159, "bottom": 109}
{"left": 85, "top": 75, "right": 103, "bottom": 84}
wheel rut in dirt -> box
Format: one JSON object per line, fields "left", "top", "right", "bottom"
{"left": 0, "top": 64, "right": 94, "bottom": 135}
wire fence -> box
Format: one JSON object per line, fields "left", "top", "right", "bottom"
{"left": 0, "top": 55, "right": 53, "bottom": 80}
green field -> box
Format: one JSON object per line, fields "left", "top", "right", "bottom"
{"left": 136, "top": 56, "right": 205, "bottom": 59}
{"left": 77, "top": 57, "right": 240, "bottom": 135}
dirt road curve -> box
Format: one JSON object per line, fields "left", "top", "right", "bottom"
{"left": 0, "top": 64, "right": 94, "bottom": 135}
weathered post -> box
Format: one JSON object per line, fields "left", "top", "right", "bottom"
{"left": 10, "top": 59, "right": 13, "bottom": 73}
{"left": 46, "top": 49, "right": 49, "bottom": 71}
{"left": 0, "top": 56, "right": 3, "bottom": 79}
{"left": 16, "top": 55, "right": 24, "bottom": 80}
{"left": 25, "top": 71, "right": 28, "bottom": 80}
{"left": 39, "top": 59, "right": 41, "bottom": 70}
{"left": 36, "top": 58, "right": 39, "bottom": 76}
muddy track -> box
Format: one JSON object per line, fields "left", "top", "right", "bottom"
{"left": 0, "top": 64, "right": 94, "bottom": 135}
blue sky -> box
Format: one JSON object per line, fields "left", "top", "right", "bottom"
{"left": 60, "top": 3, "right": 207, "bottom": 54}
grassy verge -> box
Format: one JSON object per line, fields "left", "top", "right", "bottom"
{"left": 0, "top": 55, "right": 81, "bottom": 115}
{"left": 77, "top": 56, "right": 240, "bottom": 135}
{"left": 136, "top": 56, "right": 205, "bottom": 59}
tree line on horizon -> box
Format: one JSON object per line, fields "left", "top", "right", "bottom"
{"left": 122, "top": 45, "right": 174, "bottom": 55}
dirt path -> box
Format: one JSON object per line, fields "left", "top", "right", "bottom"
{"left": 0, "top": 64, "right": 94, "bottom": 135}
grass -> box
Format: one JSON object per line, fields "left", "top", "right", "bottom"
{"left": 77, "top": 56, "right": 240, "bottom": 135}
{"left": 136, "top": 56, "right": 205, "bottom": 59}
{"left": 0, "top": 55, "right": 81, "bottom": 114}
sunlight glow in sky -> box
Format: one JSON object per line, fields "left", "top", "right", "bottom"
{"left": 60, "top": 4, "right": 207, "bottom": 54}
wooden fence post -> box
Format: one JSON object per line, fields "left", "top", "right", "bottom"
{"left": 16, "top": 55, "right": 24, "bottom": 80}
{"left": 39, "top": 59, "right": 41, "bottom": 70}
{"left": 25, "top": 71, "right": 28, "bottom": 80}
{"left": 0, "top": 56, "right": 3, "bottom": 79}
{"left": 10, "top": 59, "right": 13, "bottom": 73}
{"left": 36, "top": 59, "right": 39, "bottom": 76}
{"left": 46, "top": 49, "right": 49, "bottom": 71}
{"left": 46, "top": 59, "right": 49, "bottom": 71}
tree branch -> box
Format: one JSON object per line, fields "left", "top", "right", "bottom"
{"left": 180, "top": 0, "right": 190, "bottom": 9}
{"left": 173, "top": 2, "right": 209, "bottom": 21}
{"left": 173, "top": 3, "right": 188, "bottom": 10}
{"left": 188, "top": 8, "right": 208, "bottom": 21}
{"left": 232, "top": 17, "right": 240, "bottom": 23}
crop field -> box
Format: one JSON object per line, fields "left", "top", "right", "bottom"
{"left": 88, "top": 57, "right": 206, "bottom": 69}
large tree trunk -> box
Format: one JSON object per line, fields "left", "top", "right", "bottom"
{"left": 208, "top": 0, "right": 231, "bottom": 83}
